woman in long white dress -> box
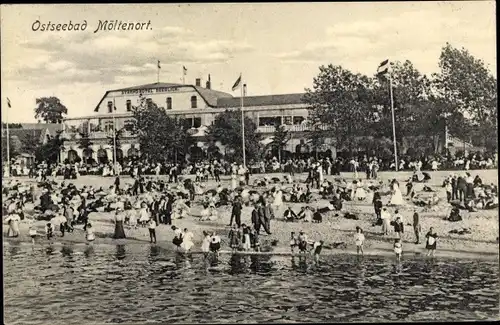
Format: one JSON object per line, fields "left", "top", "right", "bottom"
{"left": 355, "top": 180, "right": 367, "bottom": 201}
{"left": 181, "top": 228, "right": 195, "bottom": 252}
{"left": 273, "top": 188, "right": 283, "bottom": 208}
{"left": 389, "top": 180, "right": 405, "bottom": 205}
{"left": 231, "top": 173, "right": 238, "bottom": 190}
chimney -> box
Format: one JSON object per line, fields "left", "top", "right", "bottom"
{"left": 205, "top": 74, "right": 211, "bottom": 89}
{"left": 195, "top": 78, "right": 201, "bottom": 87}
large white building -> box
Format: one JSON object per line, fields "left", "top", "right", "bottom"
{"left": 61, "top": 77, "right": 322, "bottom": 163}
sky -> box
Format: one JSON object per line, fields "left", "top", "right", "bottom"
{"left": 1, "top": 2, "right": 496, "bottom": 123}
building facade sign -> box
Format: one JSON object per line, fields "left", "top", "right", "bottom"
{"left": 121, "top": 87, "right": 181, "bottom": 95}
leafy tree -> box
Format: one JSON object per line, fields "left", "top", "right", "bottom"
{"left": 35, "top": 130, "right": 64, "bottom": 163}
{"left": 371, "top": 60, "right": 433, "bottom": 151}
{"left": 1, "top": 123, "right": 23, "bottom": 129}
{"left": 304, "top": 64, "right": 374, "bottom": 154}
{"left": 34, "top": 96, "right": 68, "bottom": 123}
{"left": 206, "top": 110, "right": 261, "bottom": 164}
{"left": 433, "top": 43, "right": 497, "bottom": 151}
{"left": 1, "top": 136, "right": 22, "bottom": 161}
{"left": 270, "top": 124, "right": 290, "bottom": 163}
{"left": 21, "top": 132, "right": 39, "bottom": 156}
{"left": 132, "top": 96, "right": 193, "bottom": 163}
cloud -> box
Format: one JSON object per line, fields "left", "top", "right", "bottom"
{"left": 7, "top": 25, "right": 254, "bottom": 87}
{"left": 270, "top": 9, "right": 491, "bottom": 73}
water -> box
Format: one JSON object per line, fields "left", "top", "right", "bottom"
{"left": 4, "top": 242, "right": 499, "bottom": 324}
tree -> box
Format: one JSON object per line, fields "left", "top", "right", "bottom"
{"left": 34, "top": 96, "right": 68, "bottom": 123}
{"left": 371, "top": 60, "right": 433, "bottom": 150}
{"left": 270, "top": 124, "right": 290, "bottom": 163}
{"left": 132, "top": 95, "right": 193, "bottom": 162}
{"left": 21, "top": 132, "right": 39, "bottom": 156}
{"left": 304, "top": 64, "right": 374, "bottom": 154}
{"left": 35, "top": 130, "right": 64, "bottom": 163}
{"left": 1, "top": 136, "right": 22, "bottom": 161}
{"left": 77, "top": 128, "right": 93, "bottom": 163}
{"left": 206, "top": 110, "right": 261, "bottom": 164}
{"left": 433, "top": 43, "right": 497, "bottom": 151}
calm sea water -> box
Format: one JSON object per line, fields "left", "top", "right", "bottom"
{"left": 3, "top": 242, "right": 499, "bottom": 324}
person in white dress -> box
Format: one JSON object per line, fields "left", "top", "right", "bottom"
{"left": 431, "top": 160, "right": 439, "bottom": 171}
{"left": 231, "top": 173, "right": 238, "bottom": 190}
{"left": 318, "top": 165, "right": 324, "bottom": 184}
{"left": 273, "top": 188, "right": 283, "bottom": 209}
{"left": 201, "top": 231, "right": 211, "bottom": 258}
{"left": 355, "top": 180, "right": 367, "bottom": 201}
{"left": 181, "top": 228, "right": 194, "bottom": 252}
{"left": 389, "top": 180, "right": 405, "bottom": 206}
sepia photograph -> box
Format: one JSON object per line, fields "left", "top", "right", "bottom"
{"left": 1, "top": 2, "right": 498, "bottom": 324}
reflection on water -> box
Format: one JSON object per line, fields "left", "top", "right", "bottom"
{"left": 4, "top": 243, "right": 499, "bottom": 324}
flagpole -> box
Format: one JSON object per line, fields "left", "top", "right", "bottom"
{"left": 182, "top": 67, "right": 185, "bottom": 85}
{"left": 389, "top": 72, "right": 398, "bottom": 172}
{"left": 240, "top": 74, "right": 246, "bottom": 168}
{"left": 113, "top": 97, "right": 117, "bottom": 170}
{"left": 4, "top": 98, "right": 10, "bottom": 178}
{"left": 157, "top": 62, "right": 160, "bottom": 83}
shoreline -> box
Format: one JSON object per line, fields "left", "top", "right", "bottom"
{"left": 4, "top": 229, "right": 498, "bottom": 262}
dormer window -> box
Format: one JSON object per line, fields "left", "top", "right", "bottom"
{"left": 191, "top": 96, "right": 197, "bottom": 109}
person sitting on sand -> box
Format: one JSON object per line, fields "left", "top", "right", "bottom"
{"left": 297, "top": 206, "right": 313, "bottom": 222}
{"left": 283, "top": 206, "right": 298, "bottom": 222}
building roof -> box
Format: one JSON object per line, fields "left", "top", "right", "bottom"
{"left": 216, "top": 93, "right": 306, "bottom": 108}
{"left": 18, "top": 123, "right": 62, "bottom": 135}
{"left": 7, "top": 129, "right": 45, "bottom": 146}
{"left": 94, "top": 82, "right": 233, "bottom": 112}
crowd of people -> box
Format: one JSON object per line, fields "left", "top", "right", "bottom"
{"left": 3, "top": 151, "right": 498, "bottom": 263}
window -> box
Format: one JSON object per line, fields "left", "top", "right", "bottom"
{"left": 258, "top": 116, "right": 281, "bottom": 127}
{"left": 124, "top": 119, "right": 135, "bottom": 131}
{"left": 191, "top": 96, "right": 197, "bottom": 109}
{"left": 193, "top": 117, "right": 202, "bottom": 128}
{"left": 184, "top": 118, "right": 193, "bottom": 129}
{"left": 293, "top": 116, "right": 305, "bottom": 125}
{"left": 104, "top": 121, "right": 114, "bottom": 132}
{"left": 283, "top": 116, "right": 293, "bottom": 125}
{"left": 107, "top": 101, "right": 113, "bottom": 113}
{"left": 166, "top": 97, "right": 172, "bottom": 110}
{"left": 126, "top": 100, "right": 132, "bottom": 112}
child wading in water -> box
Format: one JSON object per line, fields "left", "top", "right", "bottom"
{"left": 311, "top": 240, "right": 324, "bottom": 264}
{"left": 45, "top": 222, "right": 54, "bottom": 241}
{"left": 290, "top": 232, "right": 298, "bottom": 253}
{"left": 29, "top": 225, "right": 37, "bottom": 245}
{"left": 354, "top": 226, "right": 365, "bottom": 256}
{"left": 394, "top": 238, "right": 402, "bottom": 261}
{"left": 86, "top": 223, "right": 95, "bottom": 244}
{"left": 201, "top": 231, "right": 211, "bottom": 259}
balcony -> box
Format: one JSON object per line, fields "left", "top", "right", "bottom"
{"left": 256, "top": 124, "right": 327, "bottom": 133}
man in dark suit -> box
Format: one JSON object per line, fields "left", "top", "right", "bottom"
{"left": 451, "top": 175, "right": 458, "bottom": 200}
{"left": 457, "top": 175, "right": 467, "bottom": 202}
{"left": 229, "top": 196, "right": 242, "bottom": 227}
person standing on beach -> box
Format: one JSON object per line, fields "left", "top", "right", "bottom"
{"left": 412, "top": 209, "right": 421, "bottom": 244}
{"left": 148, "top": 218, "right": 157, "bottom": 244}
{"left": 425, "top": 227, "right": 438, "bottom": 257}
{"left": 113, "top": 208, "right": 126, "bottom": 239}
{"left": 229, "top": 196, "right": 242, "bottom": 227}
{"left": 380, "top": 208, "right": 391, "bottom": 235}
{"left": 355, "top": 227, "right": 365, "bottom": 256}
{"left": 393, "top": 216, "right": 404, "bottom": 239}
{"left": 29, "top": 225, "right": 37, "bottom": 245}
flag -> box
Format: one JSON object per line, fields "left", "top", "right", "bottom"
{"left": 183, "top": 66, "right": 187, "bottom": 75}
{"left": 7, "top": 97, "right": 11, "bottom": 108}
{"left": 158, "top": 60, "right": 161, "bottom": 69}
{"left": 243, "top": 84, "right": 247, "bottom": 96}
{"left": 232, "top": 74, "right": 242, "bottom": 91}
{"left": 377, "top": 59, "right": 390, "bottom": 75}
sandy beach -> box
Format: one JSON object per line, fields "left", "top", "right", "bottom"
{"left": 3, "top": 169, "right": 499, "bottom": 261}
